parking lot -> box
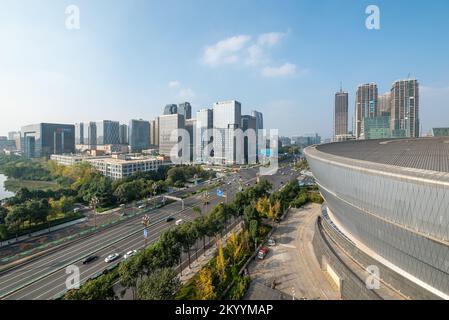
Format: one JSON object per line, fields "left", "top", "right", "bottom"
{"left": 245, "top": 203, "right": 340, "bottom": 300}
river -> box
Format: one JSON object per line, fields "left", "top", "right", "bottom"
{"left": 0, "top": 173, "right": 15, "bottom": 200}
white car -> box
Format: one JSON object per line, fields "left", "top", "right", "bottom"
{"left": 123, "top": 250, "right": 137, "bottom": 259}
{"left": 138, "top": 204, "right": 146, "bottom": 209}
{"left": 104, "top": 253, "right": 120, "bottom": 263}
{"left": 267, "top": 238, "right": 276, "bottom": 246}
{"left": 175, "top": 219, "right": 184, "bottom": 226}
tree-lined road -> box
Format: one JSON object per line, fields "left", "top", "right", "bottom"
{"left": 0, "top": 164, "right": 297, "bottom": 300}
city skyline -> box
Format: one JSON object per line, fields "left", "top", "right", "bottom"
{"left": 1, "top": 0, "right": 449, "bottom": 138}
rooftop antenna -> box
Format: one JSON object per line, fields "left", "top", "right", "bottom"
{"left": 340, "top": 81, "right": 343, "bottom": 92}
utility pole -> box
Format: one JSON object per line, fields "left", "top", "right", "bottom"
{"left": 142, "top": 214, "right": 150, "bottom": 247}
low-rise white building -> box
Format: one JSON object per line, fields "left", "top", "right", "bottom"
{"left": 85, "top": 155, "right": 164, "bottom": 180}
{"left": 50, "top": 154, "right": 111, "bottom": 166}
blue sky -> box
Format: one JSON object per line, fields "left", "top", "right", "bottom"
{"left": 1, "top": 0, "right": 449, "bottom": 138}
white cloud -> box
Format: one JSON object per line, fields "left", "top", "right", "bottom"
{"left": 261, "top": 63, "right": 297, "bottom": 77}
{"left": 257, "top": 32, "right": 285, "bottom": 47}
{"left": 179, "top": 88, "right": 195, "bottom": 100}
{"left": 246, "top": 44, "right": 267, "bottom": 66}
{"left": 202, "top": 35, "right": 251, "bottom": 67}
{"left": 202, "top": 31, "right": 302, "bottom": 79}
{"left": 169, "top": 80, "right": 180, "bottom": 88}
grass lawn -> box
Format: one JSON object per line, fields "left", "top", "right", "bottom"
{"left": 4, "top": 178, "right": 60, "bottom": 192}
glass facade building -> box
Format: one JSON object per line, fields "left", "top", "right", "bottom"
{"left": 158, "top": 114, "right": 185, "bottom": 157}
{"left": 21, "top": 123, "right": 75, "bottom": 158}
{"left": 128, "top": 120, "right": 150, "bottom": 153}
{"left": 178, "top": 102, "right": 192, "bottom": 120}
{"left": 163, "top": 104, "right": 177, "bottom": 115}
{"left": 196, "top": 108, "right": 213, "bottom": 163}
{"left": 96, "top": 120, "right": 120, "bottom": 145}
{"left": 213, "top": 100, "right": 241, "bottom": 165}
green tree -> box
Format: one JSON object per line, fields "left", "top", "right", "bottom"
{"left": 249, "top": 219, "right": 259, "bottom": 250}
{"left": 0, "top": 224, "right": 8, "bottom": 245}
{"left": 6, "top": 205, "right": 28, "bottom": 238}
{"left": 137, "top": 268, "right": 181, "bottom": 300}
{"left": 64, "top": 272, "right": 117, "bottom": 300}
{"left": 178, "top": 222, "right": 198, "bottom": 268}
{"left": 118, "top": 255, "right": 143, "bottom": 300}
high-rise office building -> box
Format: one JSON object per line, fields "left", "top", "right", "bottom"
{"left": 119, "top": 124, "right": 128, "bottom": 145}
{"left": 213, "top": 100, "right": 241, "bottom": 165}
{"left": 241, "top": 115, "right": 257, "bottom": 164}
{"left": 96, "top": 120, "right": 120, "bottom": 145}
{"left": 75, "top": 123, "right": 84, "bottom": 145}
{"left": 390, "top": 79, "right": 420, "bottom": 138}
{"left": 334, "top": 89, "right": 348, "bottom": 140}
{"left": 251, "top": 110, "right": 264, "bottom": 132}
{"left": 163, "top": 104, "right": 178, "bottom": 115}
{"left": 378, "top": 92, "right": 392, "bottom": 116}
{"left": 158, "top": 114, "right": 185, "bottom": 157}
{"left": 355, "top": 83, "right": 378, "bottom": 139}
{"left": 8, "top": 131, "right": 21, "bottom": 150}
{"left": 128, "top": 120, "right": 150, "bottom": 153}
{"left": 178, "top": 102, "right": 192, "bottom": 120}
{"left": 21, "top": 123, "right": 75, "bottom": 158}
{"left": 185, "top": 118, "right": 196, "bottom": 163}
{"left": 86, "top": 122, "right": 97, "bottom": 149}
{"left": 150, "top": 118, "right": 159, "bottom": 147}
{"left": 196, "top": 108, "right": 213, "bottom": 163}
{"left": 251, "top": 110, "right": 263, "bottom": 162}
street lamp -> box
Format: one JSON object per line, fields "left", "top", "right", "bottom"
{"left": 90, "top": 196, "right": 99, "bottom": 229}
{"left": 142, "top": 214, "right": 150, "bottom": 247}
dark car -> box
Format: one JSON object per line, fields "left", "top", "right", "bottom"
{"left": 83, "top": 255, "right": 98, "bottom": 265}
{"left": 166, "top": 216, "right": 175, "bottom": 222}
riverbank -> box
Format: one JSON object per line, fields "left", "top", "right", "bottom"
{"left": 3, "top": 178, "right": 60, "bottom": 192}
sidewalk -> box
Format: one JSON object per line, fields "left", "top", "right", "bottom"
{"left": 179, "top": 221, "right": 243, "bottom": 285}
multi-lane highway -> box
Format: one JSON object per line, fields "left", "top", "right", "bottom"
{"left": 0, "top": 164, "right": 297, "bottom": 300}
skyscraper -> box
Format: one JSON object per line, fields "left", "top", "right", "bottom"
{"left": 213, "top": 100, "right": 241, "bottom": 165}
{"left": 163, "top": 104, "right": 178, "bottom": 115}
{"left": 390, "top": 79, "right": 420, "bottom": 138}
{"left": 128, "top": 120, "right": 150, "bottom": 153}
{"left": 75, "top": 123, "right": 84, "bottom": 145}
{"left": 158, "top": 114, "right": 185, "bottom": 157}
{"left": 119, "top": 124, "right": 128, "bottom": 145}
{"left": 241, "top": 115, "right": 257, "bottom": 164}
{"left": 378, "top": 92, "right": 392, "bottom": 116}
{"left": 96, "top": 120, "right": 120, "bottom": 145}
{"left": 196, "top": 108, "right": 213, "bottom": 163}
{"left": 86, "top": 122, "right": 97, "bottom": 149}
{"left": 178, "top": 102, "right": 192, "bottom": 120}
{"left": 185, "top": 118, "right": 196, "bottom": 162}
{"left": 251, "top": 110, "right": 263, "bottom": 162}
{"left": 334, "top": 88, "right": 348, "bottom": 140}
{"left": 150, "top": 118, "right": 159, "bottom": 147}
{"left": 355, "top": 83, "right": 378, "bottom": 139}
{"left": 251, "top": 110, "right": 263, "bottom": 132}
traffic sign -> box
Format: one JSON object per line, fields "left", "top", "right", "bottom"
{"left": 217, "top": 189, "right": 224, "bottom": 197}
